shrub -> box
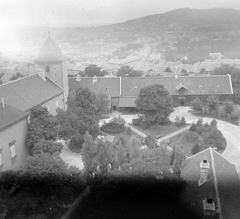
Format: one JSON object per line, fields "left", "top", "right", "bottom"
{"left": 217, "top": 107, "right": 225, "bottom": 118}
{"left": 32, "top": 140, "right": 63, "bottom": 156}
{"left": 180, "top": 116, "right": 186, "bottom": 126}
{"left": 132, "top": 118, "right": 142, "bottom": 126}
{"left": 184, "top": 132, "right": 200, "bottom": 143}
{"left": 224, "top": 100, "right": 234, "bottom": 114}
{"left": 227, "top": 113, "right": 231, "bottom": 120}
{"left": 231, "top": 110, "right": 240, "bottom": 120}
{"left": 69, "top": 134, "right": 84, "bottom": 153}
{"left": 190, "top": 123, "right": 197, "bottom": 132}
{"left": 145, "top": 135, "right": 157, "bottom": 149}
{"left": 196, "top": 118, "right": 203, "bottom": 126}
{"left": 206, "top": 95, "right": 219, "bottom": 112}
{"left": 190, "top": 97, "right": 203, "bottom": 113}
{"left": 100, "top": 116, "right": 126, "bottom": 134}
{"left": 175, "top": 116, "right": 181, "bottom": 127}
{"left": 202, "top": 105, "right": 209, "bottom": 115}
{"left": 196, "top": 126, "right": 207, "bottom": 135}
{"left": 210, "top": 119, "right": 217, "bottom": 128}
{"left": 139, "top": 120, "right": 150, "bottom": 130}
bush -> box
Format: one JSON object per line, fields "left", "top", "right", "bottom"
{"left": 190, "top": 123, "right": 197, "bottom": 132}
{"left": 210, "top": 119, "right": 217, "bottom": 128}
{"left": 224, "top": 101, "right": 234, "bottom": 114}
{"left": 180, "top": 116, "right": 186, "bottom": 126}
{"left": 132, "top": 117, "right": 142, "bottom": 126}
{"left": 231, "top": 109, "right": 240, "bottom": 120}
{"left": 32, "top": 140, "right": 63, "bottom": 156}
{"left": 190, "top": 97, "right": 203, "bottom": 113}
{"left": 184, "top": 132, "right": 200, "bottom": 143}
{"left": 69, "top": 134, "right": 84, "bottom": 153}
{"left": 175, "top": 116, "right": 181, "bottom": 127}
{"left": 139, "top": 120, "right": 150, "bottom": 130}
{"left": 217, "top": 107, "right": 225, "bottom": 118}
{"left": 196, "top": 118, "right": 203, "bottom": 126}
{"left": 202, "top": 105, "right": 209, "bottom": 114}
{"left": 101, "top": 116, "right": 126, "bottom": 134}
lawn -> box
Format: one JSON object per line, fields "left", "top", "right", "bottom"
{"left": 131, "top": 122, "right": 188, "bottom": 138}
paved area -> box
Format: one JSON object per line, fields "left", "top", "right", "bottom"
{"left": 58, "top": 140, "right": 84, "bottom": 171}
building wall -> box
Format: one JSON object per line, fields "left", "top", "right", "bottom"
{"left": 0, "top": 118, "right": 29, "bottom": 172}
{"left": 41, "top": 94, "right": 64, "bottom": 115}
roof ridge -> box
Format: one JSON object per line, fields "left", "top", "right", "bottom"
{"left": 0, "top": 74, "right": 37, "bottom": 87}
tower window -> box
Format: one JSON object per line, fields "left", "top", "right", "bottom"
{"left": 45, "top": 66, "right": 50, "bottom": 73}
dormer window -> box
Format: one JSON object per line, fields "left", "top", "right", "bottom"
{"left": 105, "top": 87, "right": 108, "bottom": 91}
{"left": 134, "top": 87, "right": 137, "bottom": 89}
{"left": 217, "top": 85, "right": 220, "bottom": 88}
{"left": 199, "top": 85, "right": 202, "bottom": 89}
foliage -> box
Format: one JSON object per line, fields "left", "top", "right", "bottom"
{"left": 129, "top": 136, "right": 142, "bottom": 160}
{"left": 9, "top": 72, "right": 22, "bottom": 81}
{"left": 164, "top": 67, "right": 172, "bottom": 72}
{"left": 192, "top": 142, "right": 201, "bottom": 155}
{"left": 135, "top": 84, "right": 174, "bottom": 125}
{"left": 100, "top": 116, "right": 126, "bottom": 134}
{"left": 117, "top": 65, "right": 133, "bottom": 77}
{"left": 84, "top": 64, "right": 107, "bottom": 77}
{"left": 180, "top": 116, "right": 186, "bottom": 126}
{"left": 73, "top": 88, "right": 100, "bottom": 138}
{"left": 0, "top": 162, "right": 84, "bottom": 218}
{"left": 26, "top": 106, "right": 59, "bottom": 148}
{"left": 96, "top": 92, "right": 110, "bottom": 118}
{"left": 55, "top": 108, "right": 79, "bottom": 141}
{"left": 126, "top": 127, "right": 132, "bottom": 135}
{"left": 172, "top": 147, "right": 186, "bottom": 176}
{"left": 175, "top": 116, "right": 186, "bottom": 127}
{"left": 189, "top": 122, "right": 197, "bottom": 132}
{"left": 190, "top": 97, "right": 203, "bottom": 112}
{"left": 183, "top": 131, "right": 200, "bottom": 143}
{"left": 144, "top": 135, "right": 157, "bottom": 149}
{"left": 224, "top": 100, "right": 234, "bottom": 114}
{"left": 206, "top": 95, "right": 219, "bottom": 112}
{"left": 32, "top": 140, "right": 63, "bottom": 157}
{"left": 69, "top": 134, "right": 84, "bottom": 153}
{"left": 132, "top": 117, "right": 142, "bottom": 126}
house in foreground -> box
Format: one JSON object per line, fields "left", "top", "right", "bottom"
{"left": 181, "top": 148, "right": 240, "bottom": 219}
{"left": 69, "top": 75, "right": 234, "bottom": 110}
{"left": 0, "top": 103, "right": 28, "bottom": 171}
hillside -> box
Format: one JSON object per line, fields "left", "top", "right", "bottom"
{"left": 111, "top": 8, "right": 240, "bottom": 32}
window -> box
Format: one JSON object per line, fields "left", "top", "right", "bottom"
{"left": 9, "top": 141, "right": 16, "bottom": 159}
{"left": 0, "top": 149, "right": 3, "bottom": 166}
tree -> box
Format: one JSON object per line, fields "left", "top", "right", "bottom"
{"left": 26, "top": 106, "right": 59, "bottom": 148}
{"left": 73, "top": 88, "right": 100, "bottom": 138}
{"left": 224, "top": 100, "right": 234, "bottom": 114}
{"left": 96, "top": 92, "right": 110, "bottom": 117}
{"left": 145, "top": 135, "right": 157, "bottom": 149}
{"left": 165, "top": 67, "right": 172, "bottom": 72}
{"left": 129, "top": 136, "right": 142, "bottom": 160}
{"left": 128, "top": 70, "right": 143, "bottom": 77}
{"left": 117, "top": 65, "right": 133, "bottom": 77}
{"left": 206, "top": 95, "right": 219, "bottom": 112}
{"left": 55, "top": 108, "right": 79, "bottom": 141}
{"left": 85, "top": 64, "right": 107, "bottom": 77}
{"left": 135, "top": 84, "right": 174, "bottom": 125}
{"left": 190, "top": 97, "right": 203, "bottom": 113}
{"left": 32, "top": 140, "right": 63, "bottom": 157}
{"left": 9, "top": 72, "right": 22, "bottom": 81}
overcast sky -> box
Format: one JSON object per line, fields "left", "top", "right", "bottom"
{"left": 0, "top": 0, "right": 240, "bottom": 28}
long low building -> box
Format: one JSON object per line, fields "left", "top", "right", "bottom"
{"left": 69, "top": 75, "right": 234, "bottom": 110}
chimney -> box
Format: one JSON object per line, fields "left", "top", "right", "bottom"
{"left": 198, "top": 156, "right": 209, "bottom": 186}
{"left": 1, "top": 97, "right": 5, "bottom": 108}
{"left": 38, "top": 72, "right": 46, "bottom": 81}
{"left": 203, "top": 196, "right": 216, "bottom": 218}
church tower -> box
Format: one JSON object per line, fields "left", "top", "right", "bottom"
{"left": 34, "top": 32, "right": 68, "bottom": 108}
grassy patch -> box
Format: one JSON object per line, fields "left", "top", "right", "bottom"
{"left": 131, "top": 122, "right": 188, "bottom": 137}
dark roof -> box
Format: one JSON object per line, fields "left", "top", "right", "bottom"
{"left": 119, "top": 97, "right": 136, "bottom": 107}
{"left": 34, "top": 33, "right": 64, "bottom": 63}
{"left": 0, "top": 74, "right": 63, "bottom": 112}
{"left": 0, "top": 103, "right": 28, "bottom": 131}
{"left": 121, "top": 76, "right": 233, "bottom": 96}
{"left": 69, "top": 77, "right": 120, "bottom": 97}
{"left": 181, "top": 148, "right": 240, "bottom": 219}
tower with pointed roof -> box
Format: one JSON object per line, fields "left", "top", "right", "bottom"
{"left": 34, "top": 32, "right": 68, "bottom": 108}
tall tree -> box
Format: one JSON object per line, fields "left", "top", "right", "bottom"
{"left": 117, "top": 65, "right": 133, "bottom": 77}
{"left": 206, "top": 95, "right": 219, "bottom": 112}
{"left": 96, "top": 92, "right": 110, "bottom": 118}
{"left": 26, "top": 106, "right": 59, "bottom": 148}
{"left": 135, "top": 84, "right": 174, "bottom": 125}
{"left": 85, "top": 64, "right": 107, "bottom": 77}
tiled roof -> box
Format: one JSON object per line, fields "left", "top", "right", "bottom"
{"left": 0, "top": 103, "right": 28, "bottom": 131}
{"left": 121, "top": 76, "right": 233, "bottom": 96}
{"left": 69, "top": 77, "right": 120, "bottom": 97}
{"left": 181, "top": 148, "right": 240, "bottom": 219}
{"left": 34, "top": 34, "right": 64, "bottom": 63}
{"left": 0, "top": 74, "right": 63, "bottom": 112}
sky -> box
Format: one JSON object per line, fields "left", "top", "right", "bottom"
{"left": 1, "top": 0, "right": 240, "bottom": 28}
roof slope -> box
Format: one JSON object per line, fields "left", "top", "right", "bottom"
{"left": 69, "top": 77, "right": 120, "bottom": 97}
{"left": 0, "top": 103, "right": 28, "bottom": 131}
{"left": 0, "top": 74, "right": 63, "bottom": 112}
{"left": 181, "top": 148, "right": 240, "bottom": 219}
{"left": 34, "top": 33, "right": 64, "bottom": 63}
{"left": 121, "top": 76, "right": 233, "bottom": 96}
